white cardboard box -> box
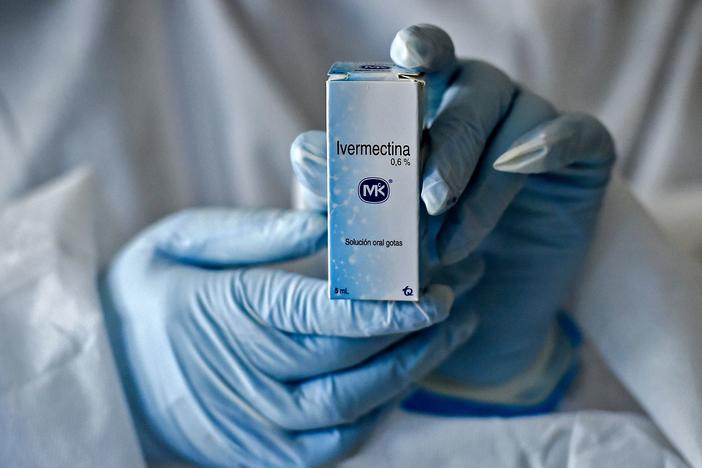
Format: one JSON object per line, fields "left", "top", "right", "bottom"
{"left": 327, "top": 62, "right": 424, "bottom": 301}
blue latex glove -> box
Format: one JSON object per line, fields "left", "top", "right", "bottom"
{"left": 291, "top": 24, "right": 615, "bottom": 412}
{"left": 101, "top": 208, "right": 478, "bottom": 466}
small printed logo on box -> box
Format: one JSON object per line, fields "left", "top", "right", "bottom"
{"left": 358, "top": 177, "right": 390, "bottom": 203}
{"left": 360, "top": 64, "right": 391, "bottom": 70}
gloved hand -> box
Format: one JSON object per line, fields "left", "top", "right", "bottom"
{"left": 291, "top": 24, "right": 615, "bottom": 413}
{"left": 100, "top": 208, "right": 478, "bottom": 466}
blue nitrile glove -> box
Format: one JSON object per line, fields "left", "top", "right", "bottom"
{"left": 100, "top": 207, "right": 478, "bottom": 466}
{"left": 291, "top": 24, "right": 615, "bottom": 414}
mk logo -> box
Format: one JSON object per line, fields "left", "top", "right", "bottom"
{"left": 358, "top": 177, "right": 390, "bottom": 204}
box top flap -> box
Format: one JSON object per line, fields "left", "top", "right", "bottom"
{"left": 327, "top": 62, "right": 423, "bottom": 82}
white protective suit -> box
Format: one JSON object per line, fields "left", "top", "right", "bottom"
{"left": 1, "top": 1, "right": 701, "bottom": 467}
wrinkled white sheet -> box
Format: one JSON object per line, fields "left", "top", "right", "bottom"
{"left": 342, "top": 409, "right": 686, "bottom": 468}
{"left": 0, "top": 170, "right": 145, "bottom": 467}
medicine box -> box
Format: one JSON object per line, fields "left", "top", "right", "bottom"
{"left": 327, "top": 62, "right": 424, "bottom": 301}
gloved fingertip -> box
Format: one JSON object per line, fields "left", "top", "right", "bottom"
{"left": 390, "top": 24, "right": 456, "bottom": 72}
{"left": 291, "top": 130, "right": 327, "bottom": 196}
{"left": 492, "top": 138, "right": 549, "bottom": 174}
{"left": 291, "top": 130, "right": 325, "bottom": 155}
{"left": 493, "top": 115, "right": 597, "bottom": 174}
{"left": 357, "top": 284, "right": 455, "bottom": 335}
{"left": 421, "top": 176, "right": 455, "bottom": 215}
